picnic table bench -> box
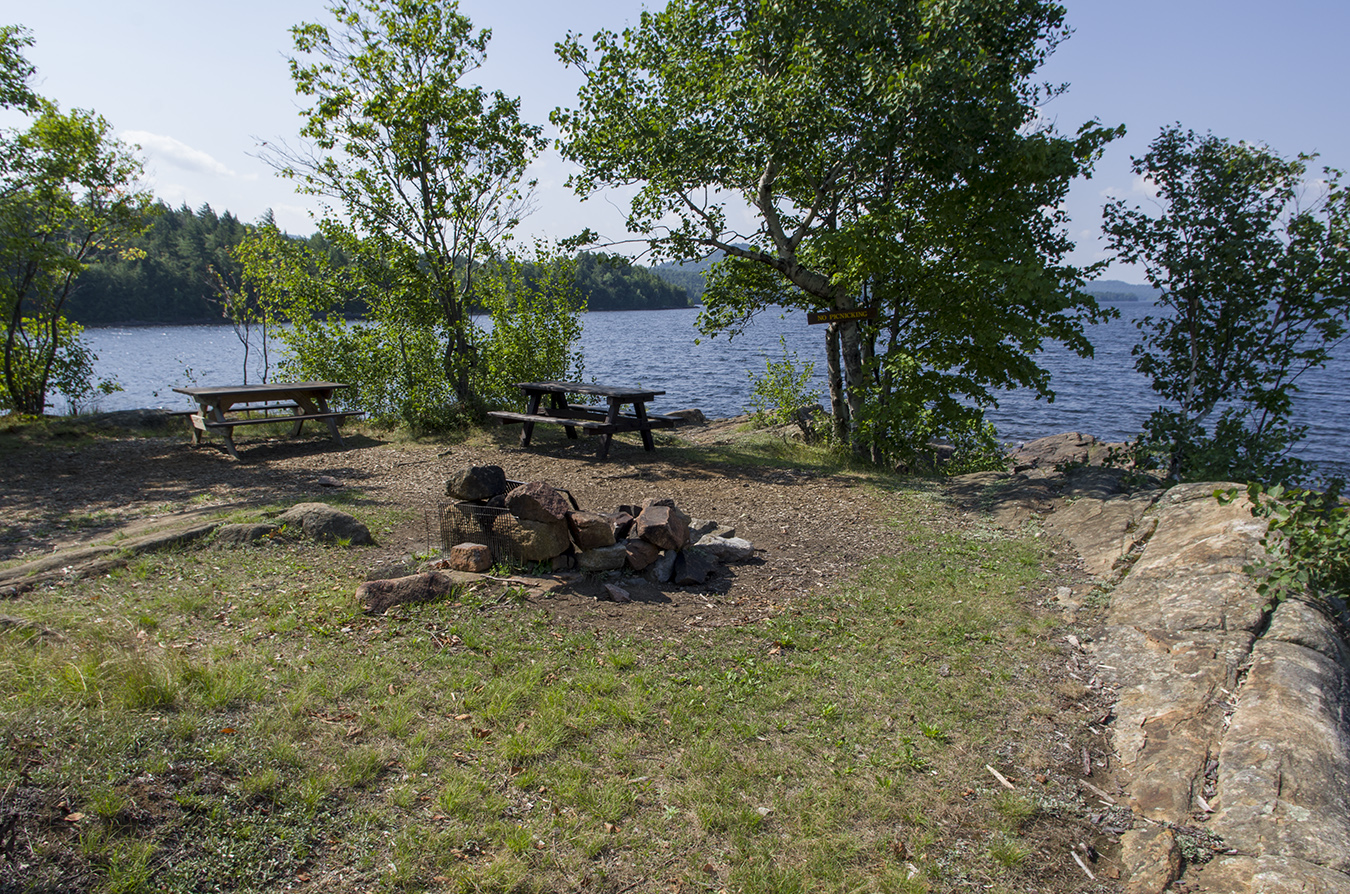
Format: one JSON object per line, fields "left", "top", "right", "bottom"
{"left": 173, "top": 382, "right": 363, "bottom": 460}
{"left": 487, "top": 381, "right": 683, "bottom": 460}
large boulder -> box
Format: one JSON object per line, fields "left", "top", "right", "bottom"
{"left": 633, "top": 501, "right": 690, "bottom": 551}
{"left": 446, "top": 465, "right": 507, "bottom": 501}
{"left": 665, "top": 408, "right": 706, "bottom": 426}
{"left": 567, "top": 511, "right": 617, "bottom": 550}
{"left": 576, "top": 542, "right": 629, "bottom": 572}
{"left": 357, "top": 571, "right": 469, "bottom": 614}
{"left": 276, "top": 503, "right": 374, "bottom": 545}
{"left": 506, "top": 482, "right": 572, "bottom": 525}
{"left": 506, "top": 518, "right": 572, "bottom": 562}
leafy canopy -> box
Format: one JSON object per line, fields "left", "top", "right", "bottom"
{"left": 0, "top": 27, "right": 152, "bottom": 415}
{"left": 1103, "top": 126, "right": 1350, "bottom": 483}
{"left": 276, "top": 0, "right": 546, "bottom": 410}
{"left": 555, "top": 0, "right": 1119, "bottom": 462}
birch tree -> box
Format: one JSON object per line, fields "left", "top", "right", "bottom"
{"left": 555, "top": 0, "right": 1118, "bottom": 462}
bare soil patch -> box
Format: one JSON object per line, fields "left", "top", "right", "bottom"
{"left": 2, "top": 420, "right": 944, "bottom": 634}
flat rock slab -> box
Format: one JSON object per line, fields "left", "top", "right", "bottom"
{"left": 1097, "top": 483, "right": 1268, "bottom": 825}
{"left": 1044, "top": 488, "right": 1158, "bottom": 579}
{"left": 357, "top": 570, "right": 481, "bottom": 614}
{"left": 0, "top": 513, "right": 225, "bottom": 595}
{"left": 1189, "top": 854, "right": 1350, "bottom": 893}
{"left": 1213, "top": 597, "right": 1350, "bottom": 872}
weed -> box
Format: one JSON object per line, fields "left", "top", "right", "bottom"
{"left": 987, "top": 833, "right": 1031, "bottom": 868}
{"left": 993, "top": 790, "right": 1039, "bottom": 828}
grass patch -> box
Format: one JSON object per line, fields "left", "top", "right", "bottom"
{"left": 0, "top": 462, "right": 1092, "bottom": 893}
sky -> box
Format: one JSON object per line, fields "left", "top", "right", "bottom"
{"left": 2, "top": 0, "right": 1347, "bottom": 282}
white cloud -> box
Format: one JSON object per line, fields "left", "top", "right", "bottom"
{"left": 120, "top": 130, "right": 243, "bottom": 179}
{"left": 1131, "top": 174, "right": 1160, "bottom": 199}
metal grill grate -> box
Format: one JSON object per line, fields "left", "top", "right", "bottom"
{"left": 437, "top": 501, "right": 529, "bottom": 562}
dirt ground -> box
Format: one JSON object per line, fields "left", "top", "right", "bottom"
{"left": 2, "top": 418, "right": 1033, "bottom": 635}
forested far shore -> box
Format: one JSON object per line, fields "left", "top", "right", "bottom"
{"left": 65, "top": 202, "right": 694, "bottom": 326}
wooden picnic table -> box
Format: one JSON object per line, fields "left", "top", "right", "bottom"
{"left": 486, "top": 380, "right": 683, "bottom": 460}
{"left": 173, "top": 381, "right": 363, "bottom": 460}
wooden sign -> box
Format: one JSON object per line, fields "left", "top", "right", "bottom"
{"left": 807, "top": 308, "right": 877, "bottom": 325}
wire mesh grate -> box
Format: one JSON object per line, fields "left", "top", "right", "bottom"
{"left": 437, "top": 501, "right": 530, "bottom": 562}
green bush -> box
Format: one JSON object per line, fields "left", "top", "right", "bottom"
{"left": 1231, "top": 481, "right": 1350, "bottom": 613}
{"left": 0, "top": 317, "right": 121, "bottom": 415}
{"left": 747, "top": 335, "right": 822, "bottom": 427}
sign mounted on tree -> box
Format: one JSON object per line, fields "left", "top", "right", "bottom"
{"left": 807, "top": 308, "right": 877, "bottom": 325}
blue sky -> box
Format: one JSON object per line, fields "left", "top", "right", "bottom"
{"left": 2, "top": 0, "right": 1346, "bottom": 282}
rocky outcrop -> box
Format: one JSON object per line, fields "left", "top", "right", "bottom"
{"left": 1211, "top": 596, "right": 1350, "bottom": 874}
{"left": 956, "top": 441, "right": 1350, "bottom": 894}
{"left": 1097, "top": 483, "right": 1269, "bottom": 825}
{"left": 1008, "top": 431, "right": 1123, "bottom": 471}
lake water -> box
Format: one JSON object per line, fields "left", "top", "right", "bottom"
{"left": 83, "top": 304, "right": 1349, "bottom": 477}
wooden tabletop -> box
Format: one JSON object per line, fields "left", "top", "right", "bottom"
{"left": 517, "top": 381, "right": 664, "bottom": 401}
{"left": 173, "top": 381, "right": 350, "bottom": 399}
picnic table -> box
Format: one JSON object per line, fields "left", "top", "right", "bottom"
{"left": 173, "top": 382, "right": 363, "bottom": 460}
{"left": 487, "top": 380, "right": 684, "bottom": 460}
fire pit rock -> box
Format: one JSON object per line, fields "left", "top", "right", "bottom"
{"left": 438, "top": 471, "right": 753, "bottom": 584}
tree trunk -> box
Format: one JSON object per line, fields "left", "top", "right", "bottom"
{"left": 826, "top": 323, "right": 848, "bottom": 443}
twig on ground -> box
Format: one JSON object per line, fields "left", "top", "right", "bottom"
{"left": 986, "top": 764, "right": 1016, "bottom": 790}
{"left": 1080, "top": 779, "right": 1117, "bottom": 804}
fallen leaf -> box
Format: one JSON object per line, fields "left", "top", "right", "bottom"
{"left": 63, "top": 812, "right": 85, "bottom": 823}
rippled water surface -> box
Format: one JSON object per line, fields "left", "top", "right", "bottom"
{"left": 84, "top": 303, "right": 1348, "bottom": 477}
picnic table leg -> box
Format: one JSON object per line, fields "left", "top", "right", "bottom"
{"left": 596, "top": 398, "right": 622, "bottom": 460}
{"left": 550, "top": 392, "right": 579, "bottom": 439}
{"left": 634, "top": 401, "right": 657, "bottom": 452}
{"left": 521, "top": 391, "right": 541, "bottom": 447}
{"left": 219, "top": 428, "right": 241, "bottom": 460}
{"left": 313, "top": 394, "right": 345, "bottom": 447}
{"left": 208, "top": 401, "right": 241, "bottom": 460}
